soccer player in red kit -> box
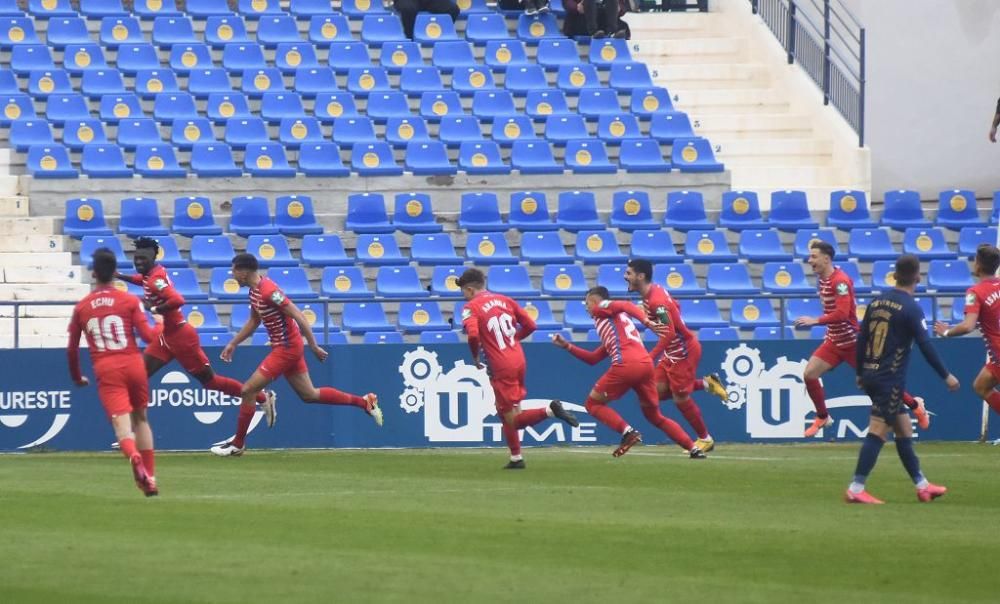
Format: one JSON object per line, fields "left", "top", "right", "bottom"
{"left": 115, "top": 237, "right": 276, "bottom": 423}
{"left": 457, "top": 268, "right": 579, "bottom": 469}
{"left": 934, "top": 244, "right": 1000, "bottom": 416}
{"left": 552, "top": 287, "right": 705, "bottom": 459}
{"left": 795, "top": 241, "right": 928, "bottom": 437}
{"left": 624, "top": 259, "right": 726, "bottom": 453}
{"left": 67, "top": 248, "right": 159, "bottom": 496}
{"left": 211, "top": 253, "right": 383, "bottom": 456}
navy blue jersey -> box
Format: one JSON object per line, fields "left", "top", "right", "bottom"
{"left": 856, "top": 288, "right": 949, "bottom": 386}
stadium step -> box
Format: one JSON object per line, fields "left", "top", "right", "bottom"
{"left": 0, "top": 234, "right": 65, "bottom": 253}
{"left": 0, "top": 196, "right": 29, "bottom": 217}
{"left": 0, "top": 217, "right": 58, "bottom": 236}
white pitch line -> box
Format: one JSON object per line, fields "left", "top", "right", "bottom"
{"left": 557, "top": 448, "right": 971, "bottom": 462}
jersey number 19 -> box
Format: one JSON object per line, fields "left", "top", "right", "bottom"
{"left": 487, "top": 313, "right": 517, "bottom": 349}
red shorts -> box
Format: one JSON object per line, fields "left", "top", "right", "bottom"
{"left": 94, "top": 355, "right": 149, "bottom": 418}
{"left": 812, "top": 339, "right": 856, "bottom": 369}
{"left": 984, "top": 363, "right": 1000, "bottom": 383}
{"left": 655, "top": 338, "right": 702, "bottom": 398}
{"left": 145, "top": 323, "right": 210, "bottom": 374}
{"left": 258, "top": 342, "right": 308, "bottom": 380}
{"left": 593, "top": 360, "right": 658, "bottom": 407}
{"left": 491, "top": 365, "right": 526, "bottom": 414}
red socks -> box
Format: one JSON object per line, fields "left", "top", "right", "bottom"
{"left": 119, "top": 436, "right": 138, "bottom": 459}
{"left": 232, "top": 404, "right": 255, "bottom": 449}
{"left": 140, "top": 449, "right": 155, "bottom": 477}
{"left": 675, "top": 400, "right": 709, "bottom": 440}
{"left": 805, "top": 378, "right": 828, "bottom": 418}
{"left": 641, "top": 405, "right": 694, "bottom": 450}
{"left": 206, "top": 375, "right": 265, "bottom": 404}
{"left": 987, "top": 391, "right": 1000, "bottom": 414}
{"left": 317, "top": 387, "right": 367, "bottom": 408}
{"left": 692, "top": 379, "right": 705, "bottom": 392}
{"left": 902, "top": 392, "right": 918, "bottom": 410}
{"left": 514, "top": 408, "right": 548, "bottom": 429}
{"left": 503, "top": 422, "right": 521, "bottom": 457}
{"left": 585, "top": 398, "right": 629, "bottom": 434}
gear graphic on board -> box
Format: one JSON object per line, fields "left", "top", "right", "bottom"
{"left": 723, "top": 383, "right": 747, "bottom": 411}
{"left": 399, "top": 388, "right": 424, "bottom": 414}
{"left": 399, "top": 346, "right": 442, "bottom": 390}
{"left": 721, "top": 344, "right": 764, "bottom": 387}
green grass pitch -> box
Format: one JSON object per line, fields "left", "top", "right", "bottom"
{"left": 1, "top": 443, "right": 998, "bottom": 603}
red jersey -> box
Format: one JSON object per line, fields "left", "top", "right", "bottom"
{"left": 461, "top": 290, "right": 536, "bottom": 372}
{"left": 586, "top": 300, "right": 653, "bottom": 366}
{"left": 123, "top": 264, "right": 185, "bottom": 332}
{"left": 642, "top": 284, "right": 691, "bottom": 363}
{"left": 249, "top": 276, "right": 302, "bottom": 348}
{"left": 817, "top": 267, "right": 858, "bottom": 349}
{"left": 67, "top": 285, "right": 155, "bottom": 381}
{"left": 965, "top": 277, "right": 1000, "bottom": 364}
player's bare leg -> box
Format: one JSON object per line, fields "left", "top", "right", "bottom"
{"left": 286, "top": 370, "right": 382, "bottom": 426}
{"left": 973, "top": 367, "right": 1000, "bottom": 415}
{"left": 211, "top": 370, "right": 271, "bottom": 457}
{"left": 130, "top": 408, "right": 158, "bottom": 495}
{"left": 803, "top": 356, "right": 835, "bottom": 437}
{"left": 582, "top": 390, "right": 641, "bottom": 457}
{"left": 110, "top": 413, "right": 156, "bottom": 496}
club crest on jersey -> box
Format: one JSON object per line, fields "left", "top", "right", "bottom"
{"left": 154, "top": 278, "right": 168, "bottom": 291}
{"left": 599, "top": 300, "right": 611, "bottom": 308}
{"left": 966, "top": 292, "right": 977, "bottom": 305}
{"left": 270, "top": 290, "right": 285, "bottom": 305}
{"left": 461, "top": 308, "right": 472, "bottom": 321}
{"left": 836, "top": 282, "right": 849, "bottom": 295}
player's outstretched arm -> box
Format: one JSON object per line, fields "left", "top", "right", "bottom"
{"left": 912, "top": 314, "right": 959, "bottom": 391}
{"left": 553, "top": 333, "right": 608, "bottom": 365}
{"left": 281, "top": 301, "right": 328, "bottom": 361}
{"left": 222, "top": 309, "right": 260, "bottom": 361}
{"left": 65, "top": 310, "right": 87, "bottom": 386}
{"left": 935, "top": 311, "right": 978, "bottom": 338}
{"left": 114, "top": 271, "right": 143, "bottom": 286}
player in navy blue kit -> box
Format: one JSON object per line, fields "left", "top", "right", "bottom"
{"left": 846, "top": 255, "right": 960, "bottom": 504}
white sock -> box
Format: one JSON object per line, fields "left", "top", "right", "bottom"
{"left": 623, "top": 425, "right": 633, "bottom": 434}
{"left": 510, "top": 454, "right": 523, "bottom": 462}
{"left": 915, "top": 478, "right": 930, "bottom": 489}
{"left": 849, "top": 482, "right": 865, "bottom": 494}
{"left": 545, "top": 406, "right": 554, "bottom": 418}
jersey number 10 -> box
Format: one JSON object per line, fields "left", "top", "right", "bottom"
{"left": 86, "top": 315, "right": 129, "bottom": 351}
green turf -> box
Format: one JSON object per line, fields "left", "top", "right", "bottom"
{"left": 1, "top": 443, "right": 998, "bottom": 603}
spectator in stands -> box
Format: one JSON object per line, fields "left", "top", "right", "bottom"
{"left": 990, "top": 96, "right": 1000, "bottom": 142}
{"left": 393, "top": 0, "right": 460, "bottom": 39}
{"left": 562, "top": 0, "right": 630, "bottom": 39}
{"left": 498, "top": 0, "right": 550, "bottom": 15}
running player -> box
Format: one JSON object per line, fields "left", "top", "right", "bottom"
{"left": 457, "top": 268, "right": 579, "bottom": 469}
{"left": 846, "top": 255, "right": 957, "bottom": 504}
{"left": 934, "top": 244, "right": 1000, "bottom": 416}
{"left": 795, "top": 241, "right": 929, "bottom": 437}
{"left": 552, "top": 287, "right": 705, "bottom": 459}
{"left": 115, "top": 237, "right": 276, "bottom": 422}
{"left": 623, "top": 259, "right": 726, "bottom": 453}
{"left": 210, "top": 253, "right": 382, "bottom": 456}
{"left": 67, "top": 248, "right": 159, "bottom": 496}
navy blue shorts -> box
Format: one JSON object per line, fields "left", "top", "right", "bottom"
{"left": 862, "top": 380, "right": 905, "bottom": 421}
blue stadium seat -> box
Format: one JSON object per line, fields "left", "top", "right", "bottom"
{"left": 419, "top": 91, "right": 463, "bottom": 121}
{"left": 768, "top": 190, "right": 820, "bottom": 230}
{"left": 458, "top": 192, "right": 505, "bottom": 231}
{"left": 64, "top": 198, "right": 114, "bottom": 238}
{"left": 793, "top": 228, "right": 838, "bottom": 259}
{"left": 720, "top": 191, "right": 765, "bottom": 230}
{"left": 947, "top": 296, "right": 965, "bottom": 322}
{"left": 356, "top": 234, "right": 406, "bottom": 265}
{"left": 132, "top": 70, "right": 178, "bottom": 100}
{"left": 992, "top": 192, "right": 1000, "bottom": 225}
{"left": 557, "top": 190, "right": 605, "bottom": 231}
{"left": 298, "top": 142, "right": 350, "bottom": 177}
{"left": 190, "top": 143, "right": 242, "bottom": 177}
{"left": 519, "top": 300, "right": 561, "bottom": 330}
{"left": 458, "top": 141, "right": 509, "bottom": 175}
{"left": 504, "top": 65, "right": 548, "bottom": 96}
{"left": 902, "top": 228, "right": 955, "bottom": 260}
{"left": 118, "top": 197, "right": 168, "bottom": 237}
{"left": 563, "top": 298, "right": 594, "bottom": 330}
{"left": 241, "top": 68, "right": 286, "bottom": 98}
{"left": 97, "top": 94, "right": 141, "bottom": 124}
{"left": 730, "top": 298, "right": 780, "bottom": 329}
{"left": 347, "top": 67, "right": 392, "bottom": 97}
{"left": 63, "top": 45, "right": 108, "bottom": 76}
{"left": 246, "top": 235, "right": 296, "bottom": 267}
{"left": 517, "top": 13, "right": 559, "bottom": 43}
{"left": 784, "top": 298, "right": 824, "bottom": 328}
{"left": 671, "top": 136, "right": 724, "bottom": 172}
{"left": 332, "top": 117, "right": 377, "bottom": 147}
{"left": 81, "top": 0, "right": 126, "bottom": 18}
{"left": 654, "top": 263, "right": 704, "bottom": 295}
{"left": 188, "top": 0, "right": 233, "bottom": 18}
{"left": 352, "top": 142, "right": 403, "bottom": 176}
{"left": 293, "top": 67, "right": 339, "bottom": 98}
{"left": 754, "top": 326, "right": 794, "bottom": 340}
{"left": 557, "top": 64, "right": 601, "bottom": 95}
{"left": 0, "top": 17, "right": 40, "bottom": 47}
{"left": 278, "top": 117, "right": 324, "bottom": 149}
{"left": 62, "top": 119, "right": 108, "bottom": 150}
{"left": 928, "top": 259, "right": 974, "bottom": 292}
{"left": 172, "top": 197, "right": 222, "bottom": 236}
{"left": 256, "top": 15, "right": 300, "bottom": 46}
{"left": 309, "top": 15, "right": 352, "bottom": 45}
{"left": 230, "top": 304, "right": 260, "bottom": 332}
{"left": 80, "top": 235, "right": 128, "bottom": 267}
{"left": 27, "top": 69, "right": 72, "bottom": 98}
{"left": 419, "top": 331, "right": 461, "bottom": 344}
{"left": 269, "top": 267, "right": 318, "bottom": 300}
{"left": 363, "top": 331, "right": 404, "bottom": 344}
{"left": 222, "top": 43, "right": 266, "bottom": 73}
{"left": 511, "top": 141, "right": 562, "bottom": 174}
{"left": 958, "top": 226, "right": 997, "bottom": 258}
{"left": 190, "top": 235, "right": 235, "bottom": 267}
{"left": 115, "top": 44, "right": 160, "bottom": 76}
{"left": 99, "top": 17, "right": 142, "bottom": 47}
{"left": 542, "top": 265, "right": 587, "bottom": 296}
{"left": 81, "top": 143, "right": 131, "bottom": 178}
{"left": 152, "top": 16, "right": 197, "bottom": 48}
{"left": 595, "top": 265, "right": 630, "bottom": 296}
{"left": 238, "top": 0, "right": 283, "bottom": 18}
{"left": 739, "top": 229, "right": 791, "bottom": 262}
{"left": 152, "top": 92, "right": 198, "bottom": 124}
{"left": 321, "top": 266, "right": 373, "bottom": 298}
{"left": 430, "top": 40, "right": 476, "bottom": 72}
{"left": 135, "top": 0, "right": 181, "bottom": 19}
{"left": 343, "top": 303, "right": 393, "bottom": 334}
{"left": 272, "top": 194, "right": 322, "bottom": 236}
{"left": 142, "top": 236, "right": 185, "bottom": 269}
{"left": 455, "top": 0, "right": 490, "bottom": 15}
{"left": 29, "top": 0, "right": 76, "bottom": 17}
{"left": 537, "top": 39, "right": 579, "bottom": 71}
{"left": 484, "top": 40, "right": 529, "bottom": 71}
{"left": 11, "top": 45, "right": 54, "bottom": 75}
{"left": 936, "top": 189, "right": 985, "bottom": 229}
{"left": 706, "top": 263, "right": 755, "bottom": 294}
{"left": 366, "top": 92, "right": 413, "bottom": 123}
{"left": 684, "top": 230, "right": 739, "bottom": 262}
{"left": 379, "top": 41, "right": 423, "bottom": 72}
{"left": 46, "top": 18, "right": 90, "bottom": 49}
{"left": 302, "top": 234, "right": 351, "bottom": 267}
{"left": 589, "top": 38, "right": 631, "bottom": 68}
{"left": 492, "top": 116, "right": 539, "bottom": 147}
{"left": 837, "top": 261, "right": 871, "bottom": 294}
{"left": 664, "top": 190, "right": 712, "bottom": 230}
{"left": 610, "top": 190, "right": 657, "bottom": 231}
{"left": 608, "top": 62, "right": 653, "bottom": 91}
{"left": 630, "top": 230, "right": 682, "bottom": 264}
{"left": 399, "top": 301, "right": 449, "bottom": 333}
{"left": 544, "top": 115, "right": 588, "bottom": 145}
{"left": 699, "top": 327, "right": 739, "bottom": 341}
{"left": 326, "top": 42, "right": 372, "bottom": 74}
{"left": 228, "top": 196, "right": 277, "bottom": 236}
{"left": 260, "top": 92, "right": 305, "bottom": 124}
{"left": 679, "top": 299, "right": 727, "bottom": 329}
{"left": 828, "top": 189, "right": 876, "bottom": 229}
{"left": 565, "top": 139, "right": 616, "bottom": 174}
{"left": 27, "top": 144, "right": 77, "bottom": 178}
{"left": 761, "top": 262, "right": 813, "bottom": 294}
{"left": 507, "top": 191, "right": 555, "bottom": 231}
{"left": 452, "top": 66, "right": 496, "bottom": 96}
{"left": 198, "top": 332, "right": 230, "bottom": 347}
{"left": 529, "top": 329, "right": 574, "bottom": 343}
{"left": 405, "top": 140, "right": 457, "bottom": 175}
{"left": 80, "top": 68, "right": 126, "bottom": 99}
{"left": 431, "top": 267, "right": 464, "bottom": 297}
{"left": 630, "top": 87, "right": 674, "bottom": 119}
{"left": 414, "top": 13, "right": 458, "bottom": 45}
{"left": 181, "top": 303, "right": 226, "bottom": 334}
{"left": 466, "top": 232, "right": 515, "bottom": 264}
{"left": 521, "top": 231, "right": 571, "bottom": 264}
{"left": 223, "top": 117, "right": 269, "bottom": 149}
{"left": 345, "top": 192, "right": 392, "bottom": 233}
{"left": 575, "top": 230, "right": 626, "bottom": 264}
{"left": 619, "top": 138, "right": 671, "bottom": 173}
{"left": 881, "top": 189, "right": 932, "bottom": 229}
{"left": 848, "top": 228, "right": 897, "bottom": 261}
{"left": 244, "top": 142, "right": 296, "bottom": 177}
{"left": 525, "top": 89, "right": 571, "bottom": 122}
{"left": 170, "top": 118, "right": 214, "bottom": 149}
{"left": 361, "top": 14, "right": 406, "bottom": 45}
{"left": 578, "top": 89, "right": 623, "bottom": 120}
{"left": 377, "top": 266, "right": 429, "bottom": 297}
{"left": 472, "top": 90, "right": 518, "bottom": 121}
{"left": 465, "top": 13, "right": 508, "bottom": 45}
{"left": 870, "top": 260, "right": 926, "bottom": 293}
{"left": 275, "top": 43, "right": 320, "bottom": 74}
{"left": 489, "top": 265, "right": 539, "bottom": 296}
{"left": 386, "top": 117, "right": 432, "bottom": 148}
{"left": 411, "top": 233, "right": 460, "bottom": 265}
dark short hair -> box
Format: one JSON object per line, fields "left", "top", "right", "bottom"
{"left": 455, "top": 267, "right": 486, "bottom": 289}
{"left": 977, "top": 244, "right": 1000, "bottom": 276}
{"left": 894, "top": 254, "right": 921, "bottom": 287}
{"left": 627, "top": 259, "right": 654, "bottom": 283}
{"left": 92, "top": 248, "right": 117, "bottom": 283}
{"left": 810, "top": 240, "right": 836, "bottom": 260}
{"left": 586, "top": 286, "right": 610, "bottom": 300}
{"left": 232, "top": 252, "right": 259, "bottom": 272}
{"left": 134, "top": 236, "right": 159, "bottom": 256}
